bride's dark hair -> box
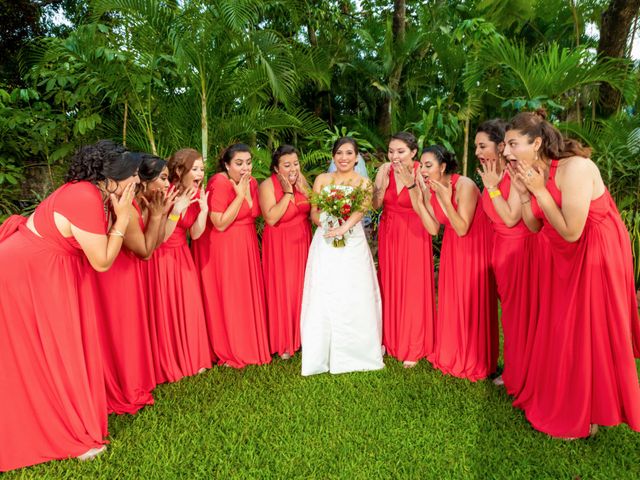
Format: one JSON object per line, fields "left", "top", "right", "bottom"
{"left": 331, "top": 137, "right": 359, "bottom": 156}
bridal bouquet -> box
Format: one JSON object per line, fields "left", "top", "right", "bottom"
{"left": 311, "top": 184, "right": 370, "bottom": 247}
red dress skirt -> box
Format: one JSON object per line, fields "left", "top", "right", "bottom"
{"left": 0, "top": 182, "right": 108, "bottom": 471}
{"left": 261, "top": 174, "right": 311, "bottom": 356}
{"left": 193, "top": 173, "right": 271, "bottom": 368}
{"left": 481, "top": 172, "right": 539, "bottom": 396}
{"left": 427, "top": 174, "right": 498, "bottom": 381}
{"left": 93, "top": 201, "right": 155, "bottom": 414}
{"left": 146, "top": 200, "right": 211, "bottom": 383}
{"left": 513, "top": 160, "right": 640, "bottom": 437}
{"left": 378, "top": 162, "right": 436, "bottom": 362}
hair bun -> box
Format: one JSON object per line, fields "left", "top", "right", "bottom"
{"left": 533, "top": 108, "right": 548, "bottom": 120}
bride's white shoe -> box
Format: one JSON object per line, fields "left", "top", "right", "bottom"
{"left": 77, "top": 445, "right": 107, "bottom": 461}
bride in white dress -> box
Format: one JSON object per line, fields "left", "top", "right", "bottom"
{"left": 300, "top": 137, "right": 384, "bottom": 376}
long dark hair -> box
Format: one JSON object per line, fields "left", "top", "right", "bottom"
{"left": 65, "top": 140, "right": 139, "bottom": 184}
{"left": 421, "top": 144, "right": 458, "bottom": 174}
{"left": 507, "top": 109, "right": 591, "bottom": 159}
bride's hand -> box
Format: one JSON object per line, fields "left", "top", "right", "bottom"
{"left": 324, "top": 223, "right": 349, "bottom": 238}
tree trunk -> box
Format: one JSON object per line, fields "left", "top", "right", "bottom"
{"left": 462, "top": 116, "right": 470, "bottom": 177}
{"left": 597, "top": 0, "right": 640, "bottom": 116}
{"left": 307, "top": 24, "right": 318, "bottom": 47}
{"left": 200, "top": 71, "right": 208, "bottom": 164}
{"left": 122, "top": 100, "right": 128, "bottom": 147}
{"left": 378, "top": 0, "right": 406, "bottom": 138}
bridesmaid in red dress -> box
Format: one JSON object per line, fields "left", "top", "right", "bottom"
{"left": 506, "top": 110, "right": 640, "bottom": 438}
{"left": 0, "top": 141, "right": 138, "bottom": 471}
{"left": 476, "top": 120, "right": 539, "bottom": 395}
{"left": 373, "top": 132, "right": 438, "bottom": 367}
{"left": 93, "top": 153, "right": 168, "bottom": 414}
{"left": 147, "top": 148, "right": 212, "bottom": 383}
{"left": 194, "top": 143, "right": 271, "bottom": 368}
{"left": 420, "top": 145, "right": 498, "bottom": 381}
{"left": 259, "top": 145, "right": 311, "bottom": 359}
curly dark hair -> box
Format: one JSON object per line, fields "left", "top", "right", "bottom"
{"left": 65, "top": 140, "right": 139, "bottom": 184}
{"left": 421, "top": 144, "right": 458, "bottom": 174}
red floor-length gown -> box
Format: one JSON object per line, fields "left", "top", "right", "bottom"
{"left": 262, "top": 174, "right": 311, "bottom": 357}
{"left": 513, "top": 160, "right": 640, "bottom": 438}
{"left": 93, "top": 200, "right": 155, "bottom": 414}
{"left": 378, "top": 163, "right": 436, "bottom": 362}
{"left": 193, "top": 173, "right": 271, "bottom": 368}
{"left": 0, "top": 182, "right": 108, "bottom": 471}
{"left": 427, "top": 174, "right": 498, "bottom": 381}
{"left": 481, "top": 172, "right": 539, "bottom": 396}
{"left": 146, "top": 199, "right": 211, "bottom": 383}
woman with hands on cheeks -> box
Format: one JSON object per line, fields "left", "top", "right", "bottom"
{"left": 259, "top": 145, "right": 311, "bottom": 360}
{"left": 373, "top": 132, "right": 438, "bottom": 368}
{"left": 419, "top": 145, "right": 498, "bottom": 382}
{"left": 476, "top": 120, "right": 539, "bottom": 395}
{"left": 193, "top": 143, "right": 271, "bottom": 368}
{"left": 93, "top": 153, "right": 175, "bottom": 415}
{"left": 0, "top": 140, "right": 138, "bottom": 471}
{"left": 146, "top": 148, "right": 212, "bottom": 384}
{"left": 503, "top": 110, "right": 640, "bottom": 439}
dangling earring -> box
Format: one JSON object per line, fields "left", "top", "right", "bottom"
{"left": 534, "top": 150, "right": 539, "bottom": 163}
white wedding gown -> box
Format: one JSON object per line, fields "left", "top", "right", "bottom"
{"left": 300, "top": 191, "right": 384, "bottom": 376}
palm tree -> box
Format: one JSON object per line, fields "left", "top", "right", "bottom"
{"left": 464, "top": 35, "right": 631, "bottom": 120}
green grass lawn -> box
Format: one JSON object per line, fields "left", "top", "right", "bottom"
{"left": 6, "top": 356, "right": 640, "bottom": 479}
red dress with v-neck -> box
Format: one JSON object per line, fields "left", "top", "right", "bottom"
{"left": 261, "top": 174, "right": 311, "bottom": 357}
{"left": 378, "top": 162, "right": 436, "bottom": 362}
{"left": 513, "top": 159, "right": 640, "bottom": 437}
{"left": 94, "top": 200, "right": 155, "bottom": 414}
{"left": 481, "top": 172, "right": 540, "bottom": 396}
{"left": 427, "top": 174, "right": 498, "bottom": 381}
{"left": 145, "top": 197, "right": 212, "bottom": 383}
{"left": 193, "top": 173, "right": 271, "bottom": 368}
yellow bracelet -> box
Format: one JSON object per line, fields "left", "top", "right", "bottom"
{"left": 109, "top": 229, "right": 125, "bottom": 237}
{"left": 168, "top": 213, "right": 180, "bottom": 222}
{"left": 489, "top": 189, "right": 502, "bottom": 199}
